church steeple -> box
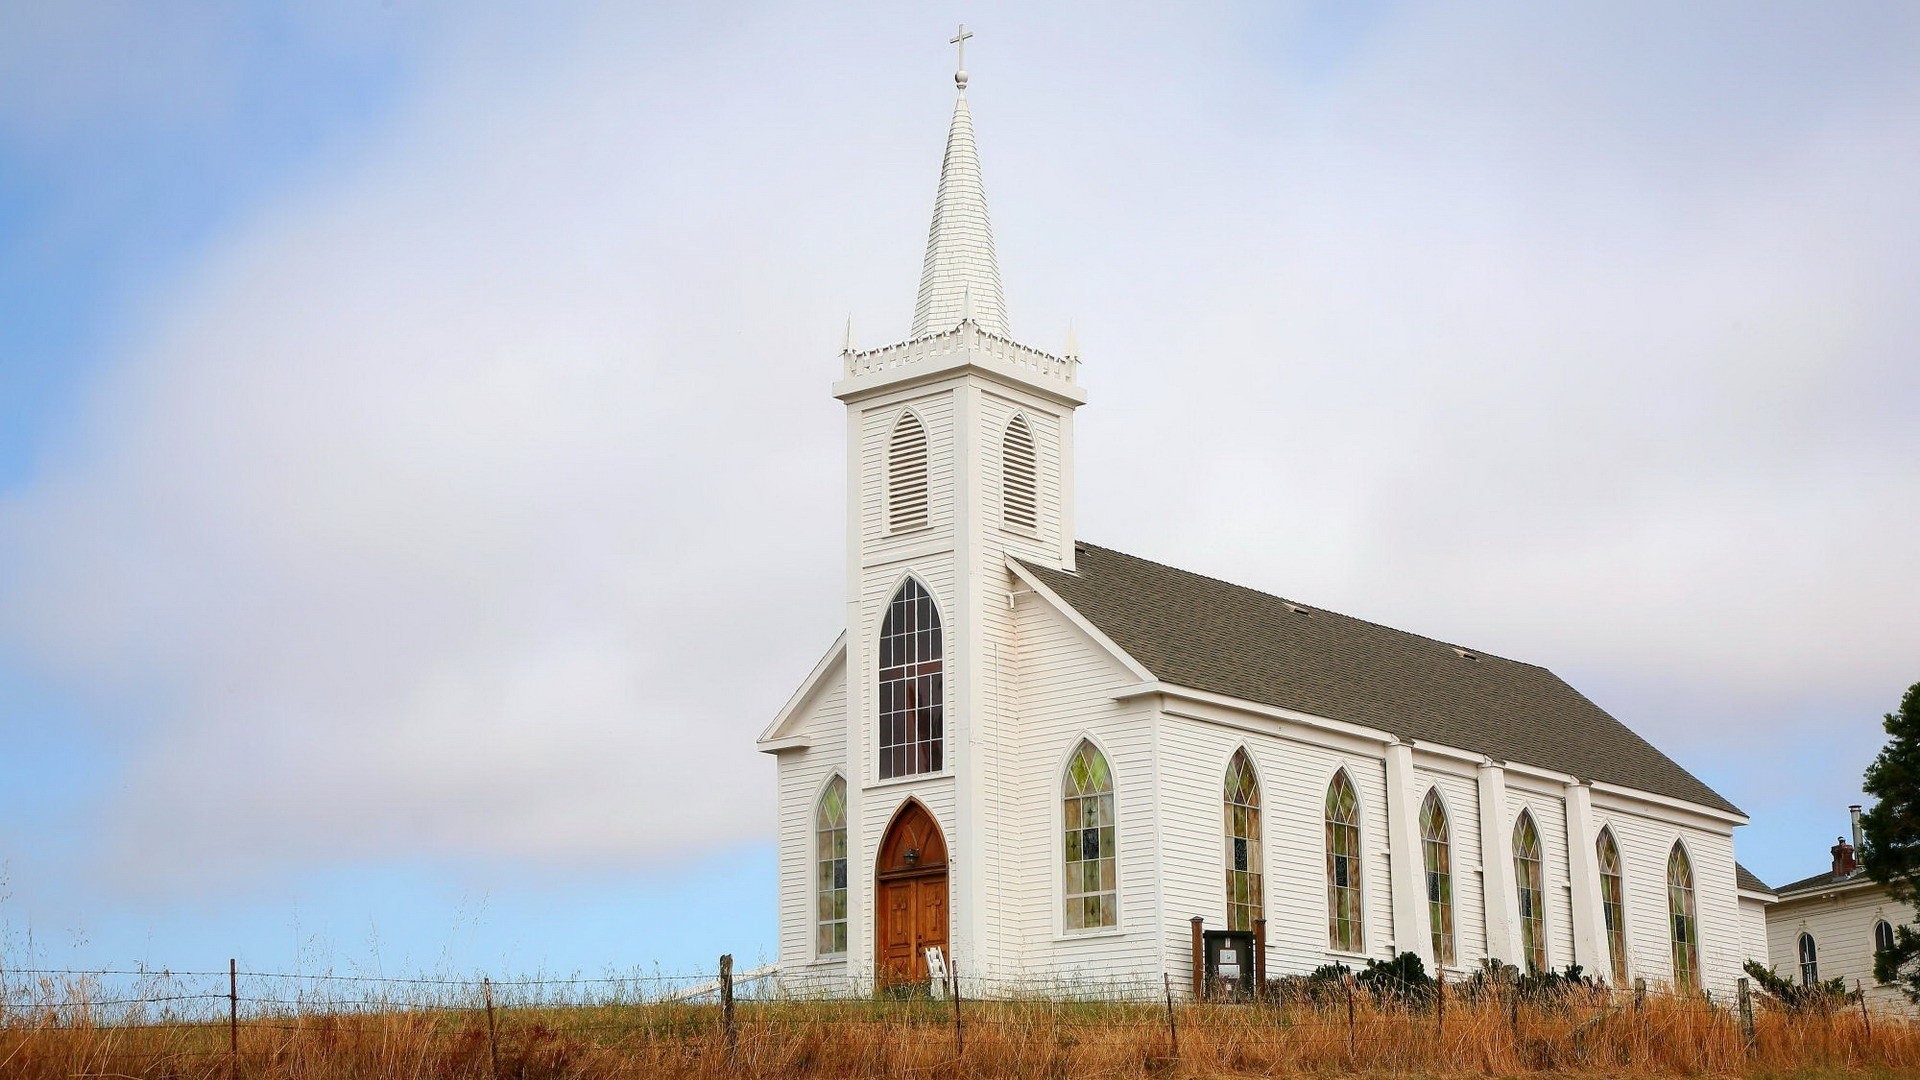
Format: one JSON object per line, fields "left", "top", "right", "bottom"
{"left": 910, "top": 25, "right": 1008, "bottom": 338}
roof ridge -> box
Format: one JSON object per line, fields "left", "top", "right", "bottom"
{"left": 1067, "top": 540, "right": 1541, "bottom": 671}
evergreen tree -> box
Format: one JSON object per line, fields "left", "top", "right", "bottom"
{"left": 1860, "top": 680, "right": 1920, "bottom": 1001}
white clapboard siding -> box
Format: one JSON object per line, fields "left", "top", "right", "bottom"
{"left": 775, "top": 666, "right": 850, "bottom": 972}
{"left": 1767, "top": 886, "right": 1917, "bottom": 1016}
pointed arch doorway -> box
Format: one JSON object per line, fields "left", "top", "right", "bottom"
{"left": 875, "top": 799, "right": 949, "bottom": 989}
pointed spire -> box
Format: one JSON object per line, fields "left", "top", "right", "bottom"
{"left": 1063, "top": 321, "right": 1079, "bottom": 359}
{"left": 841, "top": 314, "right": 857, "bottom": 354}
{"left": 911, "top": 27, "right": 1008, "bottom": 338}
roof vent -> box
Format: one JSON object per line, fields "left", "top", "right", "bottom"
{"left": 1284, "top": 602, "right": 1311, "bottom": 616}
{"left": 1452, "top": 647, "right": 1479, "bottom": 661}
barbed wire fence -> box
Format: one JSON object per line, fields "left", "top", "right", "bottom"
{"left": 0, "top": 957, "right": 1911, "bottom": 1078}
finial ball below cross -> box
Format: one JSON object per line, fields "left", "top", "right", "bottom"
{"left": 951, "top": 23, "right": 973, "bottom": 90}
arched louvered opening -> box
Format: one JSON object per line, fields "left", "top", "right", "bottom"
{"left": 1669, "top": 844, "right": 1700, "bottom": 989}
{"left": 1513, "top": 811, "right": 1546, "bottom": 972}
{"left": 814, "top": 776, "right": 848, "bottom": 955}
{"left": 1420, "top": 789, "right": 1454, "bottom": 966}
{"left": 1063, "top": 740, "right": 1117, "bottom": 931}
{"left": 1597, "top": 827, "right": 1628, "bottom": 985}
{"left": 1001, "top": 415, "right": 1038, "bottom": 534}
{"left": 886, "top": 412, "right": 929, "bottom": 533}
{"left": 1223, "top": 749, "right": 1262, "bottom": 931}
{"left": 1325, "top": 769, "right": 1363, "bottom": 951}
{"left": 878, "top": 579, "right": 942, "bottom": 778}
{"left": 1798, "top": 931, "right": 1819, "bottom": 986}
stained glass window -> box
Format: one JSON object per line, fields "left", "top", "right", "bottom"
{"left": 1798, "top": 931, "right": 1818, "bottom": 986}
{"left": 1597, "top": 828, "right": 1628, "bottom": 985}
{"left": 815, "top": 776, "right": 848, "bottom": 955}
{"left": 1326, "top": 770, "right": 1363, "bottom": 952}
{"left": 1669, "top": 843, "right": 1699, "bottom": 990}
{"left": 1224, "top": 749, "right": 1262, "bottom": 932}
{"left": 1513, "top": 811, "right": 1546, "bottom": 972}
{"left": 878, "top": 580, "right": 943, "bottom": 778}
{"left": 1420, "top": 789, "right": 1454, "bottom": 966}
{"left": 1063, "top": 740, "right": 1117, "bottom": 931}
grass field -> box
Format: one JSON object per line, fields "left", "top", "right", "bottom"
{"left": 2, "top": 972, "right": 1918, "bottom": 1079}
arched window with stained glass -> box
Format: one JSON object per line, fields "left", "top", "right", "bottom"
{"left": 1669, "top": 843, "right": 1700, "bottom": 990}
{"left": 1597, "top": 827, "right": 1628, "bottom": 985}
{"left": 1224, "top": 749, "right": 1262, "bottom": 931}
{"left": 814, "top": 776, "right": 848, "bottom": 955}
{"left": 878, "top": 579, "right": 943, "bottom": 779}
{"left": 1420, "top": 789, "right": 1454, "bottom": 966}
{"left": 1325, "top": 769, "right": 1363, "bottom": 952}
{"left": 1513, "top": 810, "right": 1547, "bottom": 972}
{"left": 1063, "top": 740, "right": 1117, "bottom": 931}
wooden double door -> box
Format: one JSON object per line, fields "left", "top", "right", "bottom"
{"left": 875, "top": 800, "right": 949, "bottom": 989}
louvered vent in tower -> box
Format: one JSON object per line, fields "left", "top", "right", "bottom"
{"left": 1002, "top": 415, "right": 1038, "bottom": 534}
{"left": 886, "top": 412, "right": 930, "bottom": 533}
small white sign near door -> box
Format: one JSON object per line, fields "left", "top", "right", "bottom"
{"left": 924, "top": 946, "right": 949, "bottom": 998}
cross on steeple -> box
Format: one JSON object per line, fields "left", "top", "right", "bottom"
{"left": 950, "top": 23, "right": 973, "bottom": 89}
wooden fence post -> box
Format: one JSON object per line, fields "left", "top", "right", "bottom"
{"left": 228, "top": 958, "right": 238, "bottom": 1080}
{"left": 1253, "top": 917, "right": 1267, "bottom": 1002}
{"left": 482, "top": 977, "right": 500, "bottom": 1080}
{"left": 1436, "top": 965, "right": 1446, "bottom": 1038}
{"left": 1344, "top": 973, "right": 1358, "bottom": 1064}
{"left": 1163, "top": 973, "right": 1179, "bottom": 1059}
{"left": 951, "top": 955, "right": 963, "bottom": 1057}
{"left": 1736, "top": 976, "right": 1754, "bottom": 1054}
{"left": 1633, "top": 977, "right": 1646, "bottom": 1014}
{"left": 1858, "top": 979, "right": 1872, "bottom": 1044}
{"left": 720, "top": 954, "right": 737, "bottom": 1066}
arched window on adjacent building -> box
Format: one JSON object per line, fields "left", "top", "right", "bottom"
{"left": 1876, "top": 919, "right": 1897, "bottom": 978}
{"left": 886, "top": 411, "right": 929, "bottom": 532}
{"left": 1224, "top": 749, "right": 1262, "bottom": 931}
{"left": 1669, "top": 843, "right": 1700, "bottom": 990}
{"left": 1325, "top": 769, "right": 1364, "bottom": 951}
{"left": 1063, "top": 740, "right": 1117, "bottom": 931}
{"left": 1597, "top": 827, "right": 1628, "bottom": 985}
{"left": 1420, "top": 789, "right": 1455, "bottom": 966}
{"left": 1513, "top": 810, "right": 1547, "bottom": 972}
{"left": 1798, "top": 931, "right": 1819, "bottom": 986}
{"left": 878, "top": 579, "right": 942, "bottom": 778}
{"left": 1001, "top": 415, "right": 1038, "bottom": 533}
{"left": 814, "top": 776, "right": 848, "bottom": 955}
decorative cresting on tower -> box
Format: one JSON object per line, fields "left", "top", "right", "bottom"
{"left": 832, "top": 28, "right": 1086, "bottom": 987}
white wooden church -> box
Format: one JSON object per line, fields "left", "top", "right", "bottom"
{"left": 758, "top": 40, "right": 1753, "bottom": 997}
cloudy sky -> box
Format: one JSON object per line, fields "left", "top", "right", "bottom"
{"left": 2, "top": 1, "right": 1916, "bottom": 976}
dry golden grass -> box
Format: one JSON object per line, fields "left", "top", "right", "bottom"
{"left": 1, "top": 979, "right": 1915, "bottom": 1079}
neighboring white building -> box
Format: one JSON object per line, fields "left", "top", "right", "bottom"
{"left": 758, "top": 44, "right": 1753, "bottom": 998}
{"left": 1763, "top": 808, "right": 1917, "bottom": 1015}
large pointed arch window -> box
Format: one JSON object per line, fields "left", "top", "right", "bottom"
{"left": 1420, "top": 789, "right": 1455, "bottom": 966}
{"left": 1597, "top": 828, "right": 1628, "bottom": 985}
{"left": 1224, "top": 749, "right": 1262, "bottom": 931}
{"left": 1063, "top": 740, "right": 1117, "bottom": 930}
{"left": 886, "top": 412, "right": 929, "bottom": 532}
{"left": 1001, "top": 415, "right": 1039, "bottom": 533}
{"left": 814, "top": 776, "right": 848, "bottom": 955}
{"left": 878, "top": 580, "right": 942, "bottom": 778}
{"left": 1798, "top": 931, "right": 1818, "bottom": 986}
{"left": 1513, "top": 810, "right": 1547, "bottom": 972}
{"left": 1669, "top": 844, "right": 1699, "bottom": 989}
{"left": 1326, "top": 770, "right": 1363, "bottom": 951}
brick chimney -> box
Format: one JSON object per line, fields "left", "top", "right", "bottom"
{"left": 1832, "top": 835, "right": 1858, "bottom": 878}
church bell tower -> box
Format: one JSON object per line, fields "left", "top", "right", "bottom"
{"left": 833, "top": 28, "right": 1086, "bottom": 984}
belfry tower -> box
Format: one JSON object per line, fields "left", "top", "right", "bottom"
{"left": 826, "top": 28, "right": 1086, "bottom": 985}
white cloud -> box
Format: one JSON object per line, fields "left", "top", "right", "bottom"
{"left": 3, "top": 2, "right": 1917, "bottom": 894}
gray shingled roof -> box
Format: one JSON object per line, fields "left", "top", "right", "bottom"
{"left": 1018, "top": 543, "right": 1740, "bottom": 816}
{"left": 1774, "top": 867, "right": 1868, "bottom": 897}
{"left": 1736, "top": 863, "right": 1773, "bottom": 894}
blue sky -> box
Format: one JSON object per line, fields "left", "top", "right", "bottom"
{"left": 2, "top": 2, "right": 1917, "bottom": 978}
